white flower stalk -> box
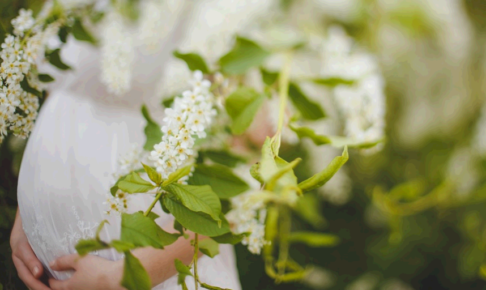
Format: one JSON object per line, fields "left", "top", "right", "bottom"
{"left": 100, "top": 11, "right": 134, "bottom": 95}
{"left": 150, "top": 71, "right": 216, "bottom": 179}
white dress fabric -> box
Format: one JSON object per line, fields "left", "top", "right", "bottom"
{"left": 16, "top": 1, "right": 274, "bottom": 289}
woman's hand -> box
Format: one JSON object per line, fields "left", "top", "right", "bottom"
{"left": 10, "top": 209, "right": 50, "bottom": 290}
{"left": 48, "top": 254, "right": 124, "bottom": 290}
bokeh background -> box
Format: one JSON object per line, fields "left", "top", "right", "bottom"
{"left": 2, "top": 0, "right": 486, "bottom": 289}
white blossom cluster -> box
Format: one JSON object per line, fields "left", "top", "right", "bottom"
{"left": 226, "top": 191, "right": 269, "bottom": 255}
{"left": 150, "top": 71, "right": 216, "bottom": 179}
{"left": 100, "top": 11, "right": 134, "bottom": 95}
{"left": 322, "top": 26, "right": 386, "bottom": 146}
{"left": 0, "top": 9, "right": 60, "bottom": 142}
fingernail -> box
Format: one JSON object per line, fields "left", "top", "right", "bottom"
{"left": 49, "top": 260, "right": 56, "bottom": 268}
{"left": 33, "top": 266, "right": 39, "bottom": 276}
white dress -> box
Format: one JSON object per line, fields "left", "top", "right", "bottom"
{"left": 16, "top": 1, "right": 273, "bottom": 289}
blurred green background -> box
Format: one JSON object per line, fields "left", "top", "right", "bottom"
{"left": 3, "top": 0, "right": 486, "bottom": 289}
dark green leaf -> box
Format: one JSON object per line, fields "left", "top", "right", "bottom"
{"left": 121, "top": 251, "right": 151, "bottom": 290}
{"left": 173, "top": 51, "right": 210, "bottom": 74}
{"left": 162, "top": 165, "right": 192, "bottom": 187}
{"left": 75, "top": 239, "right": 109, "bottom": 256}
{"left": 219, "top": 37, "right": 270, "bottom": 75}
{"left": 175, "top": 259, "right": 192, "bottom": 285}
{"left": 162, "top": 96, "right": 175, "bottom": 108}
{"left": 199, "top": 150, "right": 245, "bottom": 168}
{"left": 288, "top": 232, "right": 339, "bottom": 247}
{"left": 121, "top": 212, "right": 179, "bottom": 249}
{"left": 142, "top": 163, "right": 162, "bottom": 185}
{"left": 20, "top": 77, "right": 42, "bottom": 98}
{"left": 288, "top": 83, "right": 325, "bottom": 120}
{"left": 118, "top": 172, "right": 155, "bottom": 194}
{"left": 45, "top": 49, "right": 72, "bottom": 70}
{"left": 38, "top": 74, "right": 55, "bottom": 83}
{"left": 189, "top": 164, "right": 249, "bottom": 199}
{"left": 211, "top": 232, "right": 248, "bottom": 245}
{"left": 312, "top": 77, "right": 355, "bottom": 87}
{"left": 72, "top": 18, "right": 97, "bottom": 44}
{"left": 165, "top": 184, "right": 221, "bottom": 222}
{"left": 260, "top": 68, "right": 279, "bottom": 86}
{"left": 58, "top": 26, "right": 69, "bottom": 43}
{"left": 141, "top": 105, "right": 163, "bottom": 151}
{"left": 199, "top": 239, "right": 220, "bottom": 258}
{"left": 225, "top": 87, "right": 266, "bottom": 135}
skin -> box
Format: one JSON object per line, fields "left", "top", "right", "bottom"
{"left": 11, "top": 209, "right": 205, "bottom": 290}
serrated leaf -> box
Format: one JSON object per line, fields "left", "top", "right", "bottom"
{"left": 211, "top": 232, "right": 248, "bottom": 245}
{"left": 162, "top": 165, "right": 192, "bottom": 187}
{"left": 225, "top": 87, "right": 266, "bottom": 135}
{"left": 45, "top": 49, "right": 72, "bottom": 70}
{"left": 219, "top": 36, "right": 270, "bottom": 75}
{"left": 199, "top": 150, "right": 245, "bottom": 168}
{"left": 72, "top": 18, "right": 97, "bottom": 44}
{"left": 142, "top": 163, "right": 162, "bottom": 185}
{"left": 288, "top": 83, "right": 325, "bottom": 120}
{"left": 189, "top": 164, "right": 249, "bottom": 199}
{"left": 165, "top": 184, "right": 221, "bottom": 222}
{"left": 173, "top": 51, "right": 210, "bottom": 73}
{"left": 75, "top": 239, "right": 109, "bottom": 256}
{"left": 118, "top": 172, "right": 155, "bottom": 194}
{"left": 298, "top": 147, "right": 348, "bottom": 192}
{"left": 312, "top": 77, "right": 355, "bottom": 87}
{"left": 121, "top": 212, "right": 179, "bottom": 249}
{"left": 38, "top": 73, "right": 55, "bottom": 83}
{"left": 20, "top": 77, "right": 42, "bottom": 98}
{"left": 288, "top": 232, "right": 339, "bottom": 247}
{"left": 175, "top": 259, "right": 193, "bottom": 285}
{"left": 260, "top": 68, "right": 279, "bottom": 86}
{"left": 199, "top": 239, "right": 220, "bottom": 258}
{"left": 141, "top": 105, "right": 163, "bottom": 151}
{"left": 289, "top": 124, "right": 331, "bottom": 145}
{"left": 122, "top": 251, "right": 151, "bottom": 290}
{"left": 164, "top": 197, "right": 230, "bottom": 237}
{"left": 110, "top": 240, "right": 136, "bottom": 252}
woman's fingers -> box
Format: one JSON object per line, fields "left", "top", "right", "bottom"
{"left": 50, "top": 254, "right": 79, "bottom": 271}
{"left": 15, "top": 242, "right": 43, "bottom": 278}
{"left": 12, "top": 256, "right": 51, "bottom": 290}
{"left": 49, "top": 279, "right": 70, "bottom": 290}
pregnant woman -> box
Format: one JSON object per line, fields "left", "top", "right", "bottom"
{"left": 9, "top": 1, "right": 271, "bottom": 289}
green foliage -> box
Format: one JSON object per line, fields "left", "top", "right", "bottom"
{"left": 142, "top": 163, "right": 162, "bottom": 185}
{"left": 198, "top": 149, "right": 245, "bottom": 168}
{"left": 211, "top": 232, "right": 248, "bottom": 245}
{"left": 20, "top": 77, "right": 42, "bottom": 98}
{"left": 141, "top": 105, "right": 163, "bottom": 151}
{"left": 162, "top": 165, "right": 192, "bottom": 187}
{"left": 72, "top": 18, "right": 97, "bottom": 44}
{"left": 117, "top": 172, "right": 155, "bottom": 194}
{"left": 38, "top": 73, "right": 55, "bottom": 83}
{"left": 75, "top": 239, "right": 109, "bottom": 256}
{"left": 289, "top": 124, "right": 331, "bottom": 145}
{"left": 173, "top": 51, "right": 210, "bottom": 73}
{"left": 225, "top": 87, "right": 266, "bottom": 134}
{"left": 219, "top": 36, "right": 270, "bottom": 75}
{"left": 110, "top": 240, "right": 136, "bottom": 252}
{"left": 120, "top": 212, "right": 179, "bottom": 249}
{"left": 312, "top": 77, "right": 355, "bottom": 87}
{"left": 189, "top": 164, "right": 249, "bottom": 199}
{"left": 165, "top": 184, "right": 221, "bottom": 222}
{"left": 288, "top": 83, "right": 325, "bottom": 121}
{"left": 298, "top": 147, "right": 348, "bottom": 192}
{"left": 260, "top": 68, "right": 279, "bottom": 86}
{"left": 122, "top": 251, "right": 152, "bottom": 290}
{"left": 45, "top": 48, "right": 72, "bottom": 70}
{"left": 199, "top": 239, "right": 220, "bottom": 258}
{"left": 175, "top": 259, "right": 193, "bottom": 286}
{"left": 287, "top": 232, "right": 339, "bottom": 247}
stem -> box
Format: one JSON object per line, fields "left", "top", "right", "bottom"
{"left": 193, "top": 233, "right": 199, "bottom": 290}
{"left": 277, "top": 206, "right": 290, "bottom": 279}
{"left": 273, "top": 52, "right": 293, "bottom": 152}
{"left": 143, "top": 191, "right": 164, "bottom": 217}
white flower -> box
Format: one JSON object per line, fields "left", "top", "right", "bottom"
{"left": 11, "top": 9, "right": 35, "bottom": 36}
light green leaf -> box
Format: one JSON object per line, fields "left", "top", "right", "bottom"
{"left": 121, "top": 212, "right": 179, "bottom": 249}
{"left": 38, "top": 73, "right": 55, "bottom": 83}
{"left": 211, "top": 232, "right": 248, "bottom": 245}
{"left": 122, "top": 251, "right": 151, "bottom": 290}
{"left": 164, "top": 197, "right": 230, "bottom": 237}
{"left": 267, "top": 157, "right": 301, "bottom": 190}
{"left": 45, "top": 49, "right": 72, "bottom": 70}
{"left": 288, "top": 232, "right": 339, "bottom": 247}
{"left": 260, "top": 68, "right": 279, "bottom": 86}
{"left": 72, "top": 18, "right": 97, "bottom": 44}
{"left": 189, "top": 164, "right": 249, "bottom": 199}
{"left": 75, "top": 239, "right": 109, "bottom": 256}
{"left": 199, "top": 239, "right": 220, "bottom": 258}
{"left": 219, "top": 36, "right": 270, "bottom": 75}
{"left": 199, "top": 150, "right": 245, "bottom": 168}
{"left": 225, "top": 87, "right": 266, "bottom": 135}
{"left": 288, "top": 83, "right": 325, "bottom": 121}
{"left": 298, "top": 147, "right": 348, "bottom": 192}
{"left": 250, "top": 162, "right": 264, "bottom": 184}
{"left": 110, "top": 240, "right": 136, "bottom": 252}
{"left": 173, "top": 51, "right": 210, "bottom": 73}
{"left": 165, "top": 184, "right": 221, "bottom": 222}
{"left": 118, "top": 172, "right": 155, "bottom": 194}
{"left": 259, "top": 138, "right": 279, "bottom": 183}
{"left": 162, "top": 165, "right": 192, "bottom": 187}
{"left": 111, "top": 174, "right": 128, "bottom": 196}
{"left": 142, "top": 163, "right": 162, "bottom": 185}
{"left": 175, "top": 259, "right": 193, "bottom": 286}
{"left": 289, "top": 124, "right": 331, "bottom": 145}
{"left": 200, "top": 282, "right": 232, "bottom": 290}
{"left": 141, "top": 105, "right": 163, "bottom": 151}
{"left": 327, "top": 136, "right": 384, "bottom": 149}
{"left": 312, "top": 77, "right": 355, "bottom": 87}
{"left": 146, "top": 211, "right": 160, "bottom": 221}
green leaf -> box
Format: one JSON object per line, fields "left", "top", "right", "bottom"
{"left": 75, "top": 239, "right": 109, "bottom": 256}
{"left": 142, "top": 163, "right": 162, "bottom": 185}
{"left": 58, "top": 26, "right": 69, "bottom": 43}
{"left": 289, "top": 124, "right": 331, "bottom": 145}
{"left": 211, "top": 232, "right": 248, "bottom": 245}
{"left": 219, "top": 36, "right": 270, "bottom": 75}
{"left": 200, "top": 282, "right": 232, "bottom": 290}
{"left": 164, "top": 197, "right": 230, "bottom": 237}
{"left": 288, "top": 232, "right": 339, "bottom": 247}
{"left": 146, "top": 211, "right": 160, "bottom": 221}
{"left": 225, "top": 87, "right": 266, "bottom": 135}
{"left": 141, "top": 105, "right": 163, "bottom": 151}
{"left": 121, "top": 251, "right": 151, "bottom": 290}
{"left": 162, "top": 96, "right": 175, "bottom": 108}
{"left": 118, "top": 172, "right": 155, "bottom": 194}
{"left": 250, "top": 162, "right": 264, "bottom": 184}
{"left": 189, "top": 164, "right": 249, "bottom": 199}
{"left": 294, "top": 194, "right": 326, "bottom": 229}
{"left": 312, "top": 77, "right": 355, "bottom": 87}
{"left": 288, "top": 83, "right": 325, "bottom": 120}
{"left": 199, "top": 239, "right": 220, "bottom": 258}
{"left": 20, "top": 77, "right": 42, "bottom": 98}
{"left": 260, "top": 68, "right": 279, "bottom": 86}
{"left": 121, "top": 212, "right": 179, "bottom": 249}
{"left": 165, "top": 184, "right": 221, "bottom": 222}
{"left": 259, "top": 138, "right": 279, "bottom": 183}
{"left": 162, "top": 165, "right": 192, "bottom": 187}
{"left": 72, "top": 18, "right": 97, "bottom": 44}
{"left": 38, "top": 74, "right": 55, "bottom": 83}
{"left": 199, "top": 150, "right": 245, "bottom": 168}
{"left": 173, "top": 51, "right": 210, "bottom": 74}
{"left": 327, "top": 136, "right": 384, "bottom": 149}
{"left": 111, "top": 174, "right": 128, "bottom": 196}
{"left": 45, "top": 49, "right": 72, "bottom": 70}
{"left": 298, "top": 147, "right": 348, "bottom": 192}
{"left": 175, "top": 259, "right": 193, "bottom": 285}
{"left": 110, "top": 240, "right": 136, "bottom": 252}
